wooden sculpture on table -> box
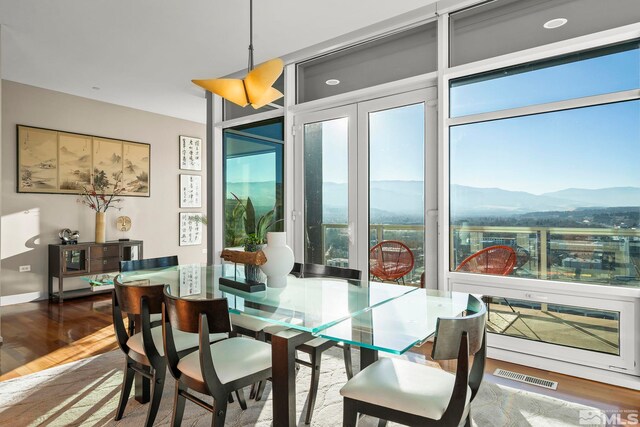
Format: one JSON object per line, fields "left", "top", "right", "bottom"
{"left": 219, "top": 249, "right": 267, "bottom": 292}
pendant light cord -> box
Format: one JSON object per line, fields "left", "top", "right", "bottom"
{"left": 247, "top": 0, "right": 254, "bottom": 71}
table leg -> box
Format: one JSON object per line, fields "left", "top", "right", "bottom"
{"left": 360, "top": 347, "right": 379, "bottom": 370}
{"left": 133, "top": 314, "right": 150, "bottom": 404}
{"left": 271, "top": 330, "right": 312, "bottom": 427}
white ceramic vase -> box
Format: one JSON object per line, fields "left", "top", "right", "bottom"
{"left": 260, "top": 232, "right": 294, "bottom": 288}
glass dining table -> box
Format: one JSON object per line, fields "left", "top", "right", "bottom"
{"left": 86, "top": 264, "right": 470, "bottom": 426}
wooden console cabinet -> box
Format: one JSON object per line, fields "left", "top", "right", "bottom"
{"left": 48, "top": 240, "right": 143, "bottom": 302}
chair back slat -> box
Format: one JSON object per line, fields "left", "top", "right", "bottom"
{"left": 290, "top": 262, "right": 303, "bottom": 278}
{"left": 302, "top": 263, "right": 361, "bottom": 280}
{"left": 431, "top": 294, "right": 487, "bottom": 360}
{"left": 113, "top": 280, "right": 165, "bottom": 315}
{"left": 120, "top": 255, "right": 179, "bottom": 272}
{"left": 163, "top": 288, "right": 231, "bottom": 334}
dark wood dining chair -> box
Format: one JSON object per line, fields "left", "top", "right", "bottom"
{"left": 119, "top": 255, "right": 179, "bottom": 335}
{"left": 112, "top": 281, "right": 227, "bottom": 427}
{"left": 230, "top": 262, "right": 359, "bottom": 423}
{"left": 162, "top": 287, "right": 273, "bottom": 427}
{"left": 293, "top": 263, "right": 361, "bottom": 424}
{"left": 340, "top": 294, "right": 487, "bottom": 427}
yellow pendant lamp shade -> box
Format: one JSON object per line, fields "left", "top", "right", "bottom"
{"left": 191, "top": 78, "right": 249, "bottom": 107}
{"left": 192, "top": 58, "right": 284, "bottom": 109}
{"left": 244, "top": 58, "right": 284, "bottom": 108}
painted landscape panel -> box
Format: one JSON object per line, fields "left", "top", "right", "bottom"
{"left": 18, "top": 126, "right": 58, "bottom": 192}
{"left": 122, "top": 142, "right": 150, "bottom": 196}
{"left": 17, "top": 126, "right": 150, "bottom": 196}
{"left": 58, "top": 132, "right": 92, "bottom": 192}
{"left": 93, "top": 137, "right": 123, "bottom": 193}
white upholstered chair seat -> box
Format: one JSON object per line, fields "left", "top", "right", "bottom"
{"left": 127, "top": 326, "right": 227, "bottom": 357}
{"left": 177, "top": 337, "right": 272, "bottom": 385}
{"left": 230, "top": 313, "right": 273, "bottom": 333}
{"left": 150, "top": 313, "right": 162, "bottom": 323}
{"left": 340, "top": 357, "right": 471, "bottom": 420}
{"left": 231, "top": 313, "right": 303, "bottom": 336}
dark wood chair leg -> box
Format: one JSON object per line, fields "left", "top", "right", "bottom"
{"left": 115, "top": 360, "right": 135, "bottom": 421}
{"left": 304, "top": 348, "right": 322, "bottom": 424}
{"left": 144, "top": 368, "right": 165, "bottom": 427}
{"left": 228, "top": 393, "right": 234, "bottom": 403}
{"left": 378, "top": 419, "right": 388, "bottom": 427}
{"left": 235, "top": 389, "right": 247, "bottom": 410}
{"left": 255, "top": 379, "right": 267, "bottom": 401}
{"left": 464, "top": 414, "right": 472, "bottom": 427}
{"left": 212, "top": 395, "right": 228, "bottom": 427}
{"left": 342, "top": 344, "right": 353, "bottom": 379}
{"left": 343, "top": 397, "right": 358, "bottom": 427}
{"left": 171, "top": 382, "right": 187, "bottom": 427}
{"left": 249, "top": 383, "right": 257, "bottom": 400}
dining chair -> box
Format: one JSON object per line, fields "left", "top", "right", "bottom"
{"left": 369, "top": 240, "right": 415, "bottom": 284}
{"left": 340, "top": 294, "right": 487, "bottom": 427}
{"left": 112, "top": 281, "right": 227, "bottom": 427}
{"left": 293, "top": 263, "right": 360, "bottom": 424}
{"left": 230, "top": 262, "right": 359, "bottom": 424}
{"left": 119, "top": 255, "right": 179, "bottom": 335}
{"left": 162, "top": 287, "right": 272, "bottom": 427}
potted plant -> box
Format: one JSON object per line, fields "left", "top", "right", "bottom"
{"left": 231, "top": 193, "right": 282, "bottom": 282}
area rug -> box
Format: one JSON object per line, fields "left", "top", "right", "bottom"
{"left": 0, "top": 348, "right": 604, "bottom": 427}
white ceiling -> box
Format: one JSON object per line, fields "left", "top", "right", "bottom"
{"left": 0, "top": 0, "right": 432, "bottom": 123}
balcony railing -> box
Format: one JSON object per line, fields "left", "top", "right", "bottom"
{"left": 319, "top": 223, "right": 640, "bottom": 287}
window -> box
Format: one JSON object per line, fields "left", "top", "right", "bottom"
{"left": 449, "top": 42, "right": 640, "bottom": 288}
{"left": 223, "top": 118, "right": 284, "bottom": 248}
{"left": 450, "top": 41, "right": 640, "bottom": 117}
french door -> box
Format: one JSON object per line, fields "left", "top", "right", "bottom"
{"left": 293, "top": 88, "right": 438, "bottom": 286}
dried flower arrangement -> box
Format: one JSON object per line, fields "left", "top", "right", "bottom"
{"left": 77, "top": 171, "right": 124, "bottom": 212}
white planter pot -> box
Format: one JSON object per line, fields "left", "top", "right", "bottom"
{"left": 260, "top": 232, "right": 294, "bottom": 288}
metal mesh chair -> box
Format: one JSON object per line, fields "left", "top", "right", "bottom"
{"left": 455, "top": 245, "right": 516, "bottom": 276}
{"left": 369, "top": 240, "right": 415, "bottom": 284}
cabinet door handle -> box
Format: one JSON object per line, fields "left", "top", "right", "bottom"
{"left": 103, "top": 260, "right": 108, "bottom": 265}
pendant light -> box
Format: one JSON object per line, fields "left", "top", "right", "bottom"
{"left": 192, "top": 0, "right": 284, "bottom": 109}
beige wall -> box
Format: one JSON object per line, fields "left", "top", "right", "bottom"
{"left": 1, "top": 80, "right": 206, "bottom": 300}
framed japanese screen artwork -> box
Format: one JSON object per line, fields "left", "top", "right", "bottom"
{"left": 17, "top": 125, "right": 150, "bottom": 196}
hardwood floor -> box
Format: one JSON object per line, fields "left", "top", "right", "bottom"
{"left": 1, "top": 294, "right": 639, "bottom": 418}
{"left": 0, "top": 294, "right": 119, "bottom": 381}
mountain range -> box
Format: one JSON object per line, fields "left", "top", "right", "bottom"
{"left": 226, "top": 180, "right": 640, "bottom": 220}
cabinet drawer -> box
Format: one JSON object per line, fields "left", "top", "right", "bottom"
{"left": 90, "top": 244, "right": 120, "bottom": 259}
{"left": 89, "top": 257, "right": 120, "bottom": 273}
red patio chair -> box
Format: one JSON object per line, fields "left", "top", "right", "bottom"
{"left": 455, "top": 245, "right": 517, "bottom": 276}
{"left": 369, "top": 240, "right": 415, "bottom": 284}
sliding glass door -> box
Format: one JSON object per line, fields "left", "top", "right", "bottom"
{"left": 295, "top": 89, "right": 436, "bottom": 284}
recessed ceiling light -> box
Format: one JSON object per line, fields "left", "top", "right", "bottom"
{"left": 325, "top": 79, "right": 340, "bottom": 86}
{"left": 92, "top": 86, "right": 101, "bottom": 90}
{"left": 543, "top": 18, "right": 567, "bottom": 29}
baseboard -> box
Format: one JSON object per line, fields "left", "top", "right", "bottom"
{"left": 488, "top": 346, "right": 640, "bottom": 391}
{"left": 0, "top": 291, "right": 46, "bottom": 306}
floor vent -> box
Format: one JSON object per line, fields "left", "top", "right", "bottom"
{"left": 493, "top": 368, "right": 558, "bottom": 390}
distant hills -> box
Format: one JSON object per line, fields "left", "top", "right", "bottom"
{"left": 226, "top": 180, "right": 640, "bottom": 222}
{"left": 451, "top": 185, "right": 640, "bottom": 217}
